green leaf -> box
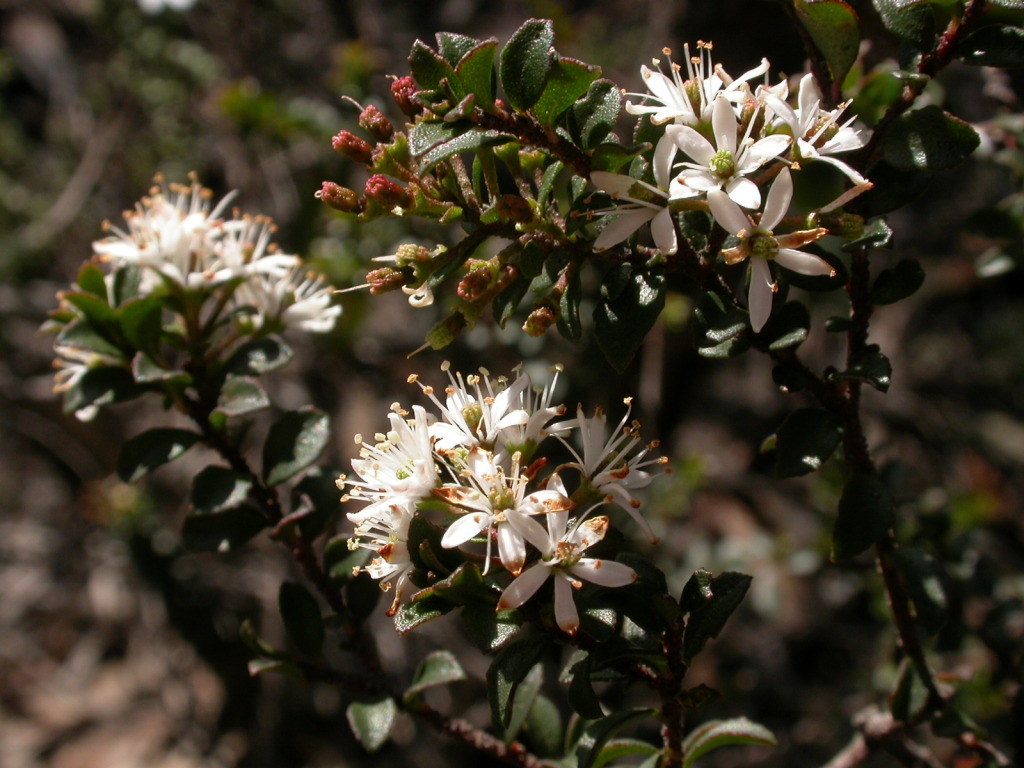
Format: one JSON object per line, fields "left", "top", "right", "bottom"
{"left": 594, "top": 268, "right": 666, "bottom": 373}
{"left": 291, "top": 467, "right": 344, "bottom": 542}
{"left": 570, "top": 79, "right": 622, "bottom": 149}
{"left": 692, "top": 292, "right": 750, "bottom": 359}
{"left": 420, "top": 128, "right": 514, "bottom": 170}
{"left": 58, "top": 318, "right": 123, "bottom": 359}
{"left": 111, "top": 265, "right": 141, "bottom": 306}
{"left": 499, "top": 18, "right": 554, "bottom": 112}
{"left": 117, "top": 428, "right": 200, "bottom": 483}
{"left": 225, "top": 337, "right": 294, "bottom": 376}
{"left": 793, "top": 0, "right": 861, "bottom": 84}
{"left": 524, "top": 695, "right": 564, "bottom": 758}
{"left": 76, "top": 263, "right": 108, "bottom": 299}
{"left": 409, "top": 39, "right": 461, "bottom": 95}
{"left": 461, "top": 604, "right": 523, "bottom": 652}
{"left": 191, "top": 465, "right": 254, "bottom": 514}
{"left": 591, "top": 739, "right": 660, "bottom": 768}
{"left": 345, "top": 571, "right": 382, "bottom": 625}
{"left": 889, "top": 548, "right": 949, "bottom": 635}
{"left": 131, "top": 354, "right": 190, "bottom": 385}
{"left": 118, "top": 297, "right": 162, "bottom": 355}
{"left": 859, "top": 160, "right": 935, "bottom": 216}
{"left": 841, "top": 218, "right": 893, "bottom": 251}
{"left": 279, "top": 581, "right": 325, "bottom": 658}
{"left": 831, "top": 344, "right": 892, "bottom": 392}
{"left": 881, "top": 106, "right": 980, "bottom": 172}
{"left": 537, "top": 161, "right": 564, "bottom": 209}
{"left": 404, "top": 651, "right": 467, "bottom": 702}
{"left": 576, "top": 708, "right": 656, "bottom": 768}
{"left": 557, "top": 262, "right": 582, "bottom": 342}
{"left": 215, "top": 375, "right": 270, "bottom": 417}
{"left": 872, "top": 0, "right": 937, "bottom": 48}
{"left": 455, "top": 39, "right": 498, "bottom": 110}
{"left": 346, "top": 697, "right": 397, "bottom": 753}
{"left": 871, "top": 258, "right": 925, "bottom": 305}
{"left": 436, "top": 31, "right": 480, "bottom": 66}
{"left": 62, "top": 366, "right": 140, "bottom": 415}
{"left": 181, "top": 503, "right": 267, "bottom": 552}
{"left": 765, "top": 301, "right": 810, "bottom": 351}
{"left": 415, "top": 562, "right": 497, "bottom": 606}
{"left": 248, "top": 658, "right": 304, "bottom": 680}
{"left": 567, "top": 652, "right": 604, "bottom": 719}
{"left": 683, "top": 572, "right": 751, "bottom": 662}
{"left": 532, "top": 56, "right": 601, "bottom": 126}
{"left": 394, "top": 594, "right": 452, "bottom": 633}
{"left": 775, "top": 408, "right": 842, "bottom": 477}
{"left": 504, "top": 663, "right": 543, "bottom": 742}
{"left": 681, "top": 717, "right": 777, "bottom": 768}
{"left": 680, "top": 568, "right": 714, "bottom": 615}
{"left": 959, "top": 24, "right": 1024, "bottom": 68}
{"left": 323, "top": 536, "right": 369, "bottom": 584}
{"left": 487, "top": 635, "right": 549, "bottom": 731}
{"left": 831, "top": 473, "right": 894, "bottom": 561}
{"left": 63, "top": 292, "right": 121, "bottom": 337}
{"left": 890, "top": 658, "right": 930, "bottom": 723}
{"left": 262, "top": 408, "right": 330, "bottom": 486}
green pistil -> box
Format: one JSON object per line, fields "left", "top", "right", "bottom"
{"left": 488, "top": 487, "right": 515, "bottom": 511}
{"left": 710, "top": 150, "right": 735, "bottom": 179}
{"left": 748, "top": 230, "right": 778, "bottom": 260}
{"left": 461, "top": 403, "right": 483, "bottom": 434}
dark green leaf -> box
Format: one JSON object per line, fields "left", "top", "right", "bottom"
{"left": 279, "top": 581, "right": 325, "bottom": 658}
{"left": 524, "top": 695, "right": 563, "bottom": 758}
{"left": 111, "top": 266, "right": 141, "bottom": 307}
{"left": 859, "top": 160, "right": 934, "bottom": 216}
{"left": 394, "top": 594, "right": 452, "bottom": 633}
{"left": 567, "top": 652, "right": 605, "bottom": 719}
{"left": 191, "top": 465, "right": 253, "bottom": 514}
{"left": 409, "top": 39, "right": 461, "bottom": 95}
{"left": 890, "top": 658, "right": 930, "bottom": 723}
{"left": 118, "top": 297, "right": 162, "bottom": 355}
{"left": 794, "top": 1, "right": 861, "bottom": 84}
{"left": 557, "top": 262, "right": 582, "bottom": 342}
{"left": 58, "top": 319, "right": 123, "bottom": 359}
{"left": 323, "top": 536, "right": 369, "bottom": 584}
{"left": 421, "top": 128, "right": 514, "bottom": 170}
{"left": 775, "top": 408, "right": 842, "bottom": 477}
{"left": 499, "top": 19, "right": 554, "bottom": 112}
{"left": 576, "top": 708, "right": 655, "bottom": 768}
{"left": 890, "top": 548, "right": 949, "bottom": 635}
{"left": 63, "top": 292, "right": 121, "bottom": 336}
{"left": 594, "top": 268, "right": 666, "bottom": 373}
{"left": 841, "top": 218, "right": 893, "bottom": 251}
{"left": 248, "top": 658, "right": 304, "bottom": 680}
{"left": 181, "top": 503, "right": 267, "bottom": 552}
{"left": 118, "top": 428, "right": 200, "bottom": 483}
{"left": 407, "top": 514, "right": 463, "bottom": 574}
{"left": 681, "top": 717, "right": 777, "bottom": 768}
{"left": 570, "top": 79, "right": 622, "bottom": 149}
{"left": 455, "top": 39, "right": 498, "bottom": 109}
{"left": 62, "top": 366, "right": 140, "bottom": 415}
{"left": 504, "top": 663, "right": 543, "bottom": 742}
{"left": 436, "top": 31, "right": 480, "bottom": 66}
{"left": 831, "top": 473, "right": 894, "bottom": 561}
{"left": 225, "top": 337, "right": 294, "bottom": 376}
{"left": 871, "top": 258, "right": 925, "bottom": 305}
{"left": 262, "top": 408, "right": 330, "bottom": 486}
{"left": 831, "top": 344, "right": 892, "bottom": 392}
{"left": 408, "top": 120, "right": 469, "bottom": 157}
{"left": 765, "top": 301, "right": 810, "bottom": 351}
{"left": 291, "top": 467, "right": 343, "bottom": 542}
{"left": 76, "top": 263, "right": 108, "bottom": 299}
{"left": 215, "top": 375, "right": 270, "bottom": 417}
{"left": 532, "top": 56, "right": 601, "bottom": 126}
{"left": 537, "top": 161, "right": 564, "bottom": 209}
{"left": 692, "top": 292, "right": 750, "bottom": 359}
{"left": 131, "top": 353, "right": 190, "bottom": 385}
{"left": 487, "top": 635, "right": 550, "bottom": 731}
{"left": 592, "top": 739, "right": 660, "bottom": 768}
{"left": 872, "top": 0, "right": 937, "bottom": 48}
{"left": 881, "top": 106, "right": 980, "bottom": 172}
{"left": 493, "top": 274, "right": 531, "bottom": 327}
{"left": 680, "top": 568, "right": 714, "bottom": 615}
{"left": 404, "top": 651, "right": 467, "bottom": 702}
{"left": 345, "top": 571, "right": 382, "bottom": 625}
{"left": 461, "top": 604, "right": 523, "bottom": 652}
{"left": 960, "top": 25, "right": 1024, "bottom": 68}
{"left": 683, "top": 572, "right": 751, "bottom": 662}
{"left": 346, "top": 698, "right": 397, "bottom": 753}
{"left": 416, "top": 562, "right": 497, "bottom": 606}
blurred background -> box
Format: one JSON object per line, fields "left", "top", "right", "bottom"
{"left": 1, "top": 0, "right": 1022, "bottom": 766}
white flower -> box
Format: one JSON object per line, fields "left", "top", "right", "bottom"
{"left": 434, "top": 450, "right": 573, "bottom": 576}
{"left": 625, "top": 42, "right": 770, "bottom": 126}
{"left": 496, "top": 512, "right": 636, "bottom": 635}
{"left": 241, "top": 266, "right": 342, "bottom": 333}
{"left": 349, "top": 503, "right": 416, "bottom": 616}
{"left": 495, "top": 365, "right": 567, "bottom": 461}
{"left": 707, "top": 167, "right": 833, "bottom": 332}
{"left": 557, "top": 399, "right": 666, "bottom": 543}
{"left": 666, "top": 95, "right": 792, "bottom": 209}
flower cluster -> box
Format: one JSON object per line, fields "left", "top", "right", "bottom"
{"left": 340, "top": 363, "right": 667, "bottom": 634}
{"left": 600, "top": 44, "right": 872, "bottom": 331}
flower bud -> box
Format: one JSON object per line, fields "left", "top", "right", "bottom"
{"left": 332, "top": 130, "right": 372, "bottom": 164}
{"left": 391, "top": 76, "right": 422, "bottom": 118}
{"left": 395, "top": 243, "right": 433, "bottom": 266}
{"left": 523, "top": 304, "right": 557, "bottom": 337}
{"left": 497, "top": 194, "right": 533, "bottom": 224}
{"left": 365, "top": 175, "right": 411, "bottom": 209}
{"left": 317, "top": 182, "right": 362, "bottom": 213}
{"left": 457, "top": 264, "right": 494, "bottom": 302}
{"left": 365, "top": 267, "right": 408, "bottom": 295}
{"left": 832, "top": 212, "right": 865, "bottom": 240}
{"left": 359, "top": 105, "right": 394, "bottom": 142}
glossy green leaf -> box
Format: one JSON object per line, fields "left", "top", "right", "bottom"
{"left": 58, "top": 318, "right": 123, "bottom": 359}
{"left": 404, "top": 650, "right": 467, "bottom": 702}
{"left": 409, "top": 39, "right": 461, "bottom": 95}
{"left": 487, "top": 635, "right": 549, "bottom": 731}
{"left": 570, "top": 79, "right": 622, "bottom": 149}
{"left": 775, "top": 408, "right": 842, "bottom": 477}
{"left": 683, "top": 571, "right": 752, "bottom": 662}
{"left": 262, "top": 408, "right": 330, "bottom": 486}
{"left": 871, "top": 258, "right": 924, "bottom": 305}
{"left": 346, "top": 697, "right": 397, "bottom": 753}
{"left": 693, "top": 292, "right": 750, "bottom": 359}
{"left": 872, "top": 0, "right": 937, "bottom": 48}
{"left": 420, "top": 128, "right": 514, "bottom": 170}
{"left": 323, "top": 536, "right": 369, "bottom": 584}
{"left": 591, "top": 739, "right": 660, "bottom": 768}
{"left": 680, "top": 568, "right": 714, "bottom": 615}
{"left": 455, "top": 39, "right": 498, "bottom": 109}
{"left": 504, "top": 663, "right": 542, "bottom": 742}
{"left": 881, "top": 106, "right": 980, "bottom": 172}
{"left": 436, "top": 31, "right": 480, "bottom": 66}
{"left": 557, "top": 262, "right": 582, "bottom": 341}
{"left": 532, "top": 56, "right": 601, "bottom": 126}
{"left": 831, "top": 473, "right": 894, "bottom": 561}
{"left": 214, "top": 375, "right": 269, "bottom": 417}
{"left": 225, "top": 337, "right": 294, "bottom": 376}
{"left": 499, "top": 18, "right": 554, "bottom": 112}
{"left": 567, "top": 652, "right": 604, "bottom": 719}
{"left": 131, "top": 353, "right": 190, "bottom": 385}
{"left": 394, "top": 594, "right": 452, "bottom": 634}
{"left": 279, "top": 581, "right": 324, "bottom": 658}
{"left": 841, "top": 218, "right": 893, "bottom": 251}
{"left": 960, "top": 24, "right": 1024, "bottom": 68}
{"left": 62, "top": 366, "right": 140, "bottom": 415}
{"left": 576, "top": 708, "right": 656, "bottom": 768}
{"left": 681, "top": 717, "right": 777, "bottom": 768}
{"left": 594, "top": 267, "right": 666, "bottom": 373}
{"left": 63, "top": 291, "right": 121, "bottom": 335}
{"left": 461, "top": 604, "right": 523, "bottom": 652}
{"left": 117, "top": 428, "right": 200, "bottom": 483}
{"left": 793, "top": 0, "right": 861, "bottom": 84}
{"left": 191, "top": 465, "right": 254, "bottom": 515}
{"left": 831, "top": 344, "right": 892, "bottom": 392}
{"left": 111, "top": 265, "right": 141, "bottom": 307}
{"left": 408, "top": 120, "right": 468, "bottom": 157}
{"left": 890, "top": 548, "right": 950, "bottom": 635}
{"left": 765, "top": 301, "right": 810, "bottom": 351}
{"left": 118, "top": 297, "right": 162, "bottom": 355}
{"left": 181, "top": 503, "right": 267, "bottom": 552}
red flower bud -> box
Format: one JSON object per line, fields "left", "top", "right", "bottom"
{"left": 391, "top": 76, "right": 422, "bottom": 118}
{"left": 365, "top": 267, "right": 408, "bottom": 295}
{"left": 523, "top": 304, "right": 557, "bottom": 337}
{"left": 365, "top": 175, "right": 411, "bottom": 209}
{"left": 332, "top": 130, "right": 372, "bottom": 164}
{"left": 359, "top": 105, "right": 394, "bottom": 142}
{"left": 317, "top": 182, "right": 362, "bottom": 213}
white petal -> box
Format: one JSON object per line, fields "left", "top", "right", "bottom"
{"left": 497, "top": 524, "right": 527, "bottom": 575}
{"left": 761, "top": 91, "right": 798, "bottom": 134}
{"left": 653, "top": 135, "right": 677, "bottom": 190}
{"left": 650, "top": 207, "right": 678, "bottom": 255}
{"left": 776, "top": 248, "right": 835, "bottom": 276}
{"left": 797, "top": 74, "right": 821, "bottom": 133}
{"left": 642, "top": 67, "right": 685, "bottom": 111}
{"left": 590, "top": 171, "right": 636, "bottom": 198}
{"left": 594, "top": 209, "right": 655, "bottom": 251}
{"left": 711, "top": 95, "right": 738, "bottom": 154}
{"left": 505, "top": 510, "right": 552, "bottom": 553}
{"left": 670, "top": 125, "right": 716, "bottom": 166}
{"left": 678, "top": 169, "right": 720, "bottom": 192}
{"left": 761, "top": 167, "right": 793, "bottom": 230}
{"left": 570, "top": 558, "right": 637, "bottom": 588}
{"left": 737, "top": 135, "right": 792, "bottom": 172}
{"left": 812, "top": 153, "right": 870, "bottom": 186}
{"left": 725, "top": 177, "right": 762, "bottom": 210}
{"left": 441, "top": 512, "right": 489, "bottom": 549}
{"left": 707, "top": 190, "right": 750, "bottom": 236}
{"left": 497, "top": 563, "right": 550, "bottom": 611}
{"left": 748, "top": 258, "right": 774, "bottom": 332}
{"left": 553, "top": 576, "right": 579, "bottom": 634}
{"left": 668, "top": 176, "right": 701, "bottom": 200}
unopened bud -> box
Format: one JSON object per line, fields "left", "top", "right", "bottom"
{"left": 832, "top": 212, "right": 865, "bottom": 240}
{"left": 365, "top": 267, "right": 408, "bottom": 295}
{"left": 523, "top": 304, "right": 557, "bottom": 337}
{"left": 395, "top": 243, "right": 433, "bottom": 266}
{"left": 365, "top": 175, "right": 411, "bottom": 209}
{"left": 391, "top": 76, "right": 422, "bottom": 118}
{"left": 318, "top": 181, "right": 362, "bottom": 213}
{"left": 426, "top": 313, "right": 467, "bottom": 350}
{"left": 332, "top": 130, "right": 372, "bottom": 164}
{"left": 497, "top": 194, "right": 533, "bottom": 224}
{"left": 359, "top": 105, "right": 394, "bottom": 142}
{"left": 739, "top": 98, "right": 764, "bottom": 137}
{"left": 457, "top": 264, "right": 494, "bottom": 302}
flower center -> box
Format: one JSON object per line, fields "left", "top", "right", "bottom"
{"left": 553, "top": 540, "right": 582, "bottom": 568}
{"left": 488, "top": 486, "right": 515, "bottom": 511}
{"left": 709, "top": 150, "right": 735, "bottom": 179}
{"left": 747, "top": 230, "right": 778, "bottom": 260}
{"left": 461, "top": 402, "right": 483, "bottom": 434}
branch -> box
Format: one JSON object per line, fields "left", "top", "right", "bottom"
{"left": 410, "top": 701, "right": 548, "bottom": 768}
